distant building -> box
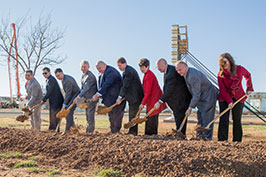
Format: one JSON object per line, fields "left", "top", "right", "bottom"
{"left": 244, "top": 92, "right": 266, "bottom": 113}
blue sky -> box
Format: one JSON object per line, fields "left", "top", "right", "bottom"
{"left": 0, "top": 0, "right": 266, "bottom": 97}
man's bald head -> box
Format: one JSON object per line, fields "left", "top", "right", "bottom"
{"left": 96, "top": 61, "right": 107, "bottom": 74}
{"left": 175, "top": 60, "right": 188, "bottom": 76}
{"left": 156, "top": 58, "right": 168, "bottom": 73}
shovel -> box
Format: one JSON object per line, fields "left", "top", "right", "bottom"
{"left": 16, "top": 102, "right": 44, "bottom": 122}
{"left": 76, "top": 97, "right": 93, "bottom": 109}
{"left": 123, "top": 107, "right": 143, "bottom": 129}
{"left": 56, "top": 102, "right": 76, "bottom": 118}
{"left": 167, "top": 113, "right": 189, "bottom": 139}
{"left": 97, "top": 98, "right": 125, "bottom": 114}
{"left": 195, "top": 94, "right": 247, "bottom": 132}
{"left": 124, "top": 107, "right": 156, "bottom": 129}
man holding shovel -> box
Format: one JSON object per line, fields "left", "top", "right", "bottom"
{"left": 92, "top": 61, "right": 126, "bottom": 133}
{"left": 55, "top": 68, "right": 80, "bottom": 133}
{"left": 154, "top": 58, "right": 191, "bottom": 136}
{"left": 73, "top": 60, "right": 98, "bottom": 133}
{"left": 25, "top": 70, "right": 43, "bottom": 131}
{"left": 175, "top": 61, "right": 218, "bottom": 140}
{"left": 116, "top": 57, "right": 144, "bottom": 135}
{"left": 41, "top": 67, "right": 64, "bottom": 132}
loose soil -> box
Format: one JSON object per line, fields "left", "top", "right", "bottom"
{"left": 0, "top": 127, "right": 265, "bottom": 176}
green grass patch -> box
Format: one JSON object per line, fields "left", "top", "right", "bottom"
{"left": 13, "top": 161, "right": 36, "bottom": 168}
{"left": 242, "top": 125, "right": 266, "bottom": 130}
{"left": 28, "top": 156, "right": 37, "bottom": 161}
{"left": 96, "top": 169, "right": 123, "bottom": 177}
{"left": 0, "top": 152, "right": 25, "bottom": 159}
{"left": 48, "top": 169, "right": 61, "bottom": 175}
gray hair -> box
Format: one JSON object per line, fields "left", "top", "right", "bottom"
{"left": 80, "top": 60, "right": 90, "bottom": 66}
{"left": 175, "top": 60, "right": 187, "bottom": 66}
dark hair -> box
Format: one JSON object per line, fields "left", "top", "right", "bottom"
{"left": 42, "top": 67, "right": 50, "bottom": 72}
{"left": 117, "top": 57, "right": 127, "bottom": 64}
{"left": 139, "top": 58, "right": 150, "bottom": 67}
{"left": 54, "top": 68, "right": 63, "bottom": 74}
{"left": 219, "top": 53, "right": 236, "bottom": 77}
{"left": 25, "top": 69, "right": 33, "bottom": 75}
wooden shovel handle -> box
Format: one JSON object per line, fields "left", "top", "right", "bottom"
{"left": 177, "top": 113, "right": 189, "bottom": 132}
{"left": 31, "top": 102, "right": 44, "bottom": 110}
{"left": 144, "top": 107, "right": 156, "bottom": 119}
{"left": 67, "top": 102, "right": 76, "bottom": 111}
{"left": 136, "top": 107, "right": 143, "bottom": 117}
{"left": 110, "top": 98, "right": 125, "bottom": 109}
{"left": 206, "top": 94, "right": 247, "bottom": 128}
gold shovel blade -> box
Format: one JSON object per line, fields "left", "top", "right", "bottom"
{"left": 56, "top": 109, "right": 70, "bottom": 118}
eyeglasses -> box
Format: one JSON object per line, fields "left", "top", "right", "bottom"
{"left": 42, "top": 72, "right": 48, "bottom": 75}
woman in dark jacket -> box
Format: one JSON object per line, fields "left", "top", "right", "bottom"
{"left": 217, "top": 53, "right": 254, "bottom": 142}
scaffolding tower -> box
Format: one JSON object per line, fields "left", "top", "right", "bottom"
{"left": 171, "top": 25, "right": 188, "bottom": 64}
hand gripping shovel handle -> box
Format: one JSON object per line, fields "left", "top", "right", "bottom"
{"left": 110, "top": 98, "right": 125, "bottom": 109}
{"left": 206, "top": 94, "right": 247, "bottom": 129}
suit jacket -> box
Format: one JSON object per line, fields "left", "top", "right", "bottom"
{"left": 98, "top": 65, "right": 122, "bottom": 107}
{"left": 26, "top": 77, "right": 43, "bottom": 107}
{"left": 160, "top": 65, "right": 191, "bottom": 112}
{"left": 218, "top": 65, "right": 253, "bottom": 104}
{"left": 141, "top": 69, "right": 166, "bottom": 117}
{"left": 79, "top": 70, "right": 97, "bottom": 99}
{"left": 185, "top": 67, "right": 218, "bottom": 111}
{"left": 62, "top": 74, "right": 80, "bottom": 106}
{"left": 42, "top": 75, "right": 64, "bottom": 109}
{"left": 119, "top": 65, "right": 144, "bottom": 105}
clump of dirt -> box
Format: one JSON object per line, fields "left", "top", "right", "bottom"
{"left": 0, "top": 127, "right": 265, "bottom": 176}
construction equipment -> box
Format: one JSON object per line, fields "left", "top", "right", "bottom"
{"left": 7, "top": 23, "right": 21, "bottom": 103}
{"left": 97, "top": 98, "right": 125, "bottom": 114}
{"left": 76, "top": 98, "right": 93, "bottom": 109}
{"left": 124, "top": 108, "right": 156, "bottom": 129}
{"left": 56, "top": 102, "right": 76, "bottom": 118}
{"left": 195, "top": 94, "right": 247, "bottom": 132}
{"left": 16, "top": 102, "right": 44, "bottom": 122}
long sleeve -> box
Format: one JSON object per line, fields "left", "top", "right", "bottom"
{"left": 240, "top": 66, "right": 254, "bottom": 92}
{"left": 188, "top": 75, "right": 202, "bottom": 108}
{"left": 63, "top": 80, "right": 72, "bottom": 105}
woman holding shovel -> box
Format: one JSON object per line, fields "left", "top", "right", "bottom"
{"left": 217, "top": 53, "right": 254, "bottom": 142}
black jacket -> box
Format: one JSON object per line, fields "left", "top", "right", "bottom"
{"left": 160, "top": 65, "right": 191, "bottom": 111}
{"left": 42, "top": 75, "right": 64, "bottom": 109}
{"left": 119, "top": 65, "right": 144, "bottom": 105}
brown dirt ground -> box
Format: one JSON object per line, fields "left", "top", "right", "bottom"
{"left": 0, "top": 109, "right": 266, "bottom": 176}
{"left": 0, "top": 127, "right": 265, "bottom": 177}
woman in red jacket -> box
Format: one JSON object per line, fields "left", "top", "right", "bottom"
{"left": 217, "top": 53, "right": 254, "bottom": 142}
{"left": 138, "top": 58, "right": 167, "bottom": 135}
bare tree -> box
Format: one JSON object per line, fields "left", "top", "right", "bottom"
{"left": 0, "top": 13, "right": 65, "bottom": 74}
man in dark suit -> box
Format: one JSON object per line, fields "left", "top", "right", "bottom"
{"left": 55, "top": 68, "right": 80, "bottom": 132}
{"left": 154, "top": 58, "right": 191, "bottom": 135}
{"left": 92, "top": 61, "right": 126, "bottom": 133}
{"left": 42, "top": 67, "right": 64, "bottom": 132}
{"left": 116, "top": 57, "right": 144, "bottom": 135}
{"left": 74, "top": 60, "right": 98, "bottom": 133}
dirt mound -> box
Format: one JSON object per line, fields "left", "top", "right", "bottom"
{"left": 0, "top": 127, "right": 265, "bottom": 176}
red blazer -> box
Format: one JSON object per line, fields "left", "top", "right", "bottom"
{"left": 218, "top": 65, "right": 254, "bottom": 104}
{"left": 141, "top": 69, "right": 167, "bottom": 117}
